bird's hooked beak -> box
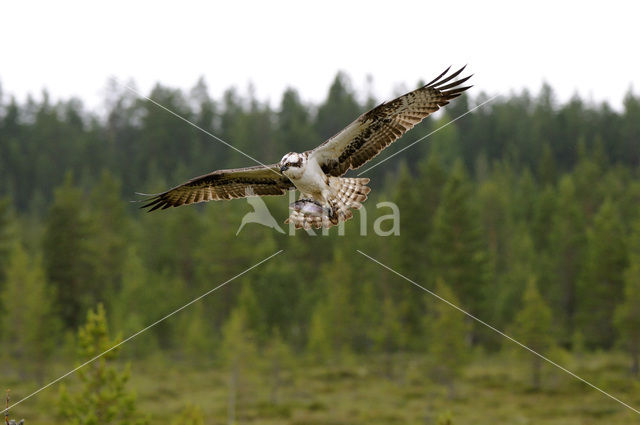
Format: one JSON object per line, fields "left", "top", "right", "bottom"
{"left": 280, "top": 164, "right": 289, "bottom": 173}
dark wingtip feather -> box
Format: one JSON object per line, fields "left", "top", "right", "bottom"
{"left": 424, "top": 66, "right": 451, "bottom": 88}
{"left": 139, "top": 196, "right": 165, "bottom": 212}
{"left": 443, "top": 85, "right": 473, "bottom": 97}
{"left": 437, "top": 74, "right": 473, "bottom": 91}
{"left": 431, "top": 65, "right": 468, "bottom": 89}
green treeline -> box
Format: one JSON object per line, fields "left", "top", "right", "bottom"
{"left": 1, "top": 74, "right": 640, "bottom": 405}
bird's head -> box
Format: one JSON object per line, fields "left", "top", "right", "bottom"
{"left": 279, "top": 152, "right": 306, "bottom": 178}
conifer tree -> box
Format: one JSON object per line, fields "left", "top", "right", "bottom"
{"left": 306, "top": 251, "right": 355, "bottom": 362}
{"left": 390, "top": 163, "right": 429, "bottom": 340}
{"left": 372, "top": 295, "right": 403, "bottom": 378}
{"left": 614, "top": 216, "right": 640, "bottom": 376}
{"left": 264, "top": 328, "right": 294, "bottom": 404}
{"left": 110, "top": 247, "right": 149, "bottom": 349}
{"left": 87, "top": 171, "right": 129, "bottom": 301}
{"left": 491, "top": 226, "right": 536, "bottom": 328}
{"left": 1, "top": 243, "right": 58, "bottom": 380}
{"left": 43, "top": 174, "right": 94, "bottom": 329}
{"left": 221, "top": 307, "right": 258, "bottom": 425}
{"left": 306, "top": 299, "right": 329, "bottom": 356}
{"left": 537, "top": 143, "right": 557, "bottom": 185}
{"left": 425, "top": 279, "right": 470, "bottom": 398}
{"left": 577, "top": 199, "right": 627, "bottom": 348}
{"left": 180, "top": 301, "right": 214, "bottom": 361}
{"left": 315, "top": 72, "right": 361, "bottom": 139}
{"left": 58, "top": 304, "right": 148, "bottom": 425}
{"left": 429, "top": 160, "right": 490, "bottom": 317}
{"left": 277, "top": 88, "right": 317, "bottom": 153}
{"left": 477, "top": 179, "right": 511, "bottom": 280}
{"left": 0, "top": 197, "right": 15, "bottom": 283}
{"left": 547, "top": 175, "right": 585, "bottom": 344}
{"left": 512, "top": 278, "right": 555, "bottom": 389}
{"left": 428, "top": 113, "right": 462, "bottom": 168}
{"left": 531, "top": 185, "right": 556, "bottom": 251}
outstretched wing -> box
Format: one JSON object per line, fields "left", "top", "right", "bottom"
{"left": 140, "top": 164, "right": 294, "bottom": 211}
{"left": 310, "top": 66, "right": 472, "bottom": 176}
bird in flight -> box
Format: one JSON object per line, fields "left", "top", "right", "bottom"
{"left": 141, "top": 66, "right": 472, "bottom": 229}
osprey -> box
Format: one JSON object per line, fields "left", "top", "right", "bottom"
{"left": 141, "top": 66, "right": 472, "bottom": 229}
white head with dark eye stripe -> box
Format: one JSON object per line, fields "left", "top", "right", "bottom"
{"left": 279, "top": 152, "right": 306, "bottom": 178}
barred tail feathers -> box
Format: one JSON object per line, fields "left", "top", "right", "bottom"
{"left": 328, "top": 176, "right": 371, "bottom": 210}
{"left": 285, "top": 177, "right": 371, "bottom": 229}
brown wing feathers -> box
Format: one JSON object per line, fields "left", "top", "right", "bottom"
{"left": 318, "top": 66, "right": 472, "bottom": 176}
{"left": 140, "top": 165, "right": 293, "bottom": 211}
{"left": 141, "top": 67, "right": 471, "bottom": 212}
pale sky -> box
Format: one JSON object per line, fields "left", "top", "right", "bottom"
{"left": 1, "top": 1, "right": 639, "bottom": 112}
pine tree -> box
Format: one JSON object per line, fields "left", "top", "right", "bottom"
{"left": 0, "top": 197, "right": 15, "bottom": 283}
{"left": 315, "top": 72, "right": 361, "bottom": 139}
{"left": 87, "top": 171, "right": 129, "bottom": 301}
{"left": 547, "top": 175, "right": 585, "bottom": 344}
{"left": 428, "top": 113, "right": 462, "bottom": 168}
{"left": 43, "top": 174, "right": 94, "bottom": 329}
{"left": 277, "top": 88, "right": 317, "bottom": 153}
{"left": 577, "top": 199, "right": 627, "bottom": 348}
{"left": 537, "top": 143, "right": 557, "bottom": 185}
{"left": 1, "top": 243, "right": 58, "bottom": 381}
{"left": 512, "top": 278, "right": 555, "bottom": 389}
{"left": 307, "top": 301, "right": 332, "bottom": 363}
{"left": 390, "top": 163, "right": 429, "bottom": 341}
{"left": 477, "top": 178, "right": 511, "bottom": 281}
{"left": 425, "top": 279, "right": 470, "bottom": 398}
{"left": 58, "top": 304, "right": 148, "bottom": 425}
{"left": 491, "top": 226, "right": 536, "bottom": 328}
{"left": 429, "top": 160, "right": 490, "bottom": 317}
{"left": 264, "top": 328, "right": 294, "bottom": 404}
{"left": 614, "top": 216, "right": 640, "bottom": 376}
{"left": 110, "top": 247, "right": 153, "bottom": 357}
{"left": 179, "top": 301, "right": 214, "bottom": 361}
{"left": 306, "top": 251, "right": 355, "bottom": 362}
{"left": 372, "top": 295, "right": 403, "bottom": 378}
{"left": 531, "top": 185, "right": 556, "bottom": 251}
{"left": 221, "top": 307, "right": 257, "bottom": 425}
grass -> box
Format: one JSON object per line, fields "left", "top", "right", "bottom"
{"left": 4, "top": 351, "right": 640, "bottom": 424}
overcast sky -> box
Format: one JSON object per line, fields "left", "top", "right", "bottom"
{"left": 2, "top": 1, "right": 638, "bottom": 112}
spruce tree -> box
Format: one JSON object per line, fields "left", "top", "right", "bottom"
{"left": 577, "top": 199, "right": 627, "bottom": 348}
{"left": 429, "top": 160, "right": 490, "bottom": 317}
{"left": 221, "top": 307, "right": 257, "bottom": 425}
{"left": 425, "top": 279, "right": 470, "bottom": 398}
{"left": 548, "top": 175, "right": 585, "bottom": 344}
{"left": 614, "top": 216, "right": 640, "bottom": 376}
{"left": 307, "top": 301, "right": 332, "bottom": 363}
{"left": 58, "top": 304, "right": 148, "bottom": 425}
{"left": 307, "top": 251, "right": 355, "bottom": 362}
{"left": 512, "top": 278, "right": 555, "bottom": 389}
{"left": 315, "top": 72, "right": 361, "bottom": 139}
{"left": 0, "top": 197, "right": 15, "bottom": 283}
{"left": 372, "top": 295, "right": 403, "bottom": 378}
{"left": 277, "top": 88, "right": 317, "bottom": 153}
{"left": 1, "top": 243, "right": 58, "bottom": 381}
{"left": 87, "top": 171, "right": 129, "bottom": 301}
{"left": 43, "top": 174, "right": 93, "bottom": 329}
{"left": 264, "top": 328, "right": 294, "bottom": 404}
